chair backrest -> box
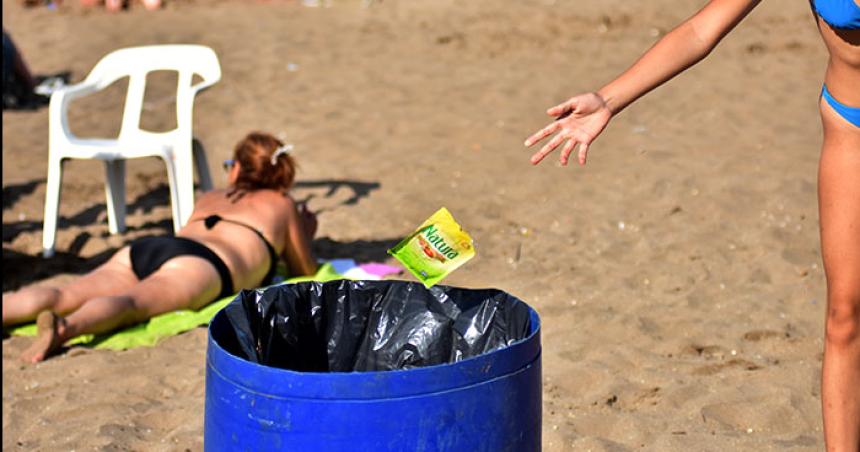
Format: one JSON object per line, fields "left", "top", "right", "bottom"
{"left": 84, "top": 45, "right": 221, "bottom": 139}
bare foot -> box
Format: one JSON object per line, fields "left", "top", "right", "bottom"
{"left": 142, "top": 0, "right": 160, "bottom": 10}
{"left": 20, "top": 311, "right": 66, "bottom": 363}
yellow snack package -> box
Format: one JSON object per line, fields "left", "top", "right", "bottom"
{"left": 388, "top": 207, "right": 475, "bottom": 288}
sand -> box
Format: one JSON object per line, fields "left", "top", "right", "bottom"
{"left": 3, "top": 0, "right": 828, "bottom": 450}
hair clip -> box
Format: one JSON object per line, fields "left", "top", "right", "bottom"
{"left": 270, "top": 144, "right": 294, "bottom": 165}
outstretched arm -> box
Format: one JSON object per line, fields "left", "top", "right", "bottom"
{"left": 599, "top": 0, "right": 762, "bottom": 114}
{"left": 525, "top": 0, "right": 762, "bottom": 165}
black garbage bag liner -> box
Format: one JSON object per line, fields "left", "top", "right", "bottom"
{"left": 219, "top": 280, "right": 531, "bottom": 372}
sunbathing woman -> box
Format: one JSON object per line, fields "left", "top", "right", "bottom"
{"left": 3, "top": 131, "right": 318, "bottom": 363}
{"left": 524, "top": 1, "right": 859, "bottom": 450}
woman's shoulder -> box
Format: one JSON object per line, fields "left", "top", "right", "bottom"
{"left": 194, "top": 188, "right": 297, "bottom": 216}
{"left": 191, "top": 189, "right": 289, "bottom": 211}
{"left": 248, "top": 188, "right": 295, "bottom": 203}
{"left": 240, "top": 189, "right": 298, "bottom": 212}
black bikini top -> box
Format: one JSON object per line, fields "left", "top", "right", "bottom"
{"left": 201, "top": 214, "right": 279, "bottom": 286}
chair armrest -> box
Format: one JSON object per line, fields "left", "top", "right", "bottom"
{"left": 51, "top": 80, "right": 101, "bottom": 102}
{"left": 49, "top": 81, "right": 101, "bottom": 142}
{"left": 189, "top": 79, "right": 219, "bottom": 96}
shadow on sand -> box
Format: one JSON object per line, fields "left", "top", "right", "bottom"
{"left": 2, "top": 183, "right": 175, "bottom": 244}
{"left": 3, "top": 178, "right": 387, "bottom": 288}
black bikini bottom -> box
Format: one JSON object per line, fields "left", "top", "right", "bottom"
{"left": 129, "top": 236, "right": 234, "bottom": 300}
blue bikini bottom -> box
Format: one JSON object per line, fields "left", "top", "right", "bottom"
{"left": 822, "top": 85, "right": 860, "bottom": 127}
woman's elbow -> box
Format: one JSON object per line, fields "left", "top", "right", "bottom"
{"left": 685, "top": 20, "right": 722, "bottom": 58}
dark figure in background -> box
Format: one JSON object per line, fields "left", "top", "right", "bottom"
{"left": 2, "top": 30, "right": 66, "bottom": 110}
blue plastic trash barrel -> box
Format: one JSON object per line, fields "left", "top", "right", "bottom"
{"left": 204, "top": 284, "right": 541, "bottom": 452}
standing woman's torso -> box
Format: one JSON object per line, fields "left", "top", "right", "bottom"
{"left": 812, "top": 0, "right": 860, "bottom": 124}
{"left": 810, "top": 0, "right": 860, "bottom": 129}
{"left": 178, "top": 189, "right": 294, "bottom": 290}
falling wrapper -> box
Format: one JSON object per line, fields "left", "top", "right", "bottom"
{"left": 388, "top": 207, "right": 475, "bottom": 288}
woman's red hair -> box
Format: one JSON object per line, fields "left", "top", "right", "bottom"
{"left": 230, "top": 131, "right": 297, "bottom": 194}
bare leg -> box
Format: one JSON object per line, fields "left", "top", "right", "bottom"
{"left": 20, "top": 256, "right": 222, "bottom": 362}
{"left": 2, "top": 247, "right": 137, "bottom": 327}
{"left": 3, "top": 286, "right": 62, "bottom": 326}
{"left": 819, "top": 100, "right": 860, "bottom": 452}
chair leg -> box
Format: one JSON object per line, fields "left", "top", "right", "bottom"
{"left": 42, "top": 157, "right": 64, "bottom": 258}
{"left": 163, "top": 156, "right": 183, "bottom": 233}
{"left": 192, "top": 138, "right": 213, "bottom": 192}
{"left": 172, "top": 147, "right": 197, "bottom": 230}
{"left": 104, "top": 160, "right": 127, "bottom": 235}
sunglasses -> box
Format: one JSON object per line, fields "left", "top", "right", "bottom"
{"left": 222, "top": 159, "right": 236, "bottom": 172}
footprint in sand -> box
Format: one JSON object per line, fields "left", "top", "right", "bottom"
{"left": 692, "top": 358, "right": 762, "bottom": 376}
{"left": 623, "top": 386, "right": 662, "bottom": 409}
{"left": 98, "top": 422, "right": 155, "bottom": 443}
{"left": 679, "top": 343, "right": 764, "bottom": 375}
{"left": 742, "top": 329, "right": 790, "bottom": 341}
{"left": 595, "top": 386, "right": 663, "bottom": 411}
{"left": 680, "top": 344, "right": 728, "bottom": 360}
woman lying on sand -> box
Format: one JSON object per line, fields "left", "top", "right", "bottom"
{"left": 2, "top": 131, "right": 318, "bottom": 363}
{"left": 524, "top": 0, "right": 859, "bottom": 450}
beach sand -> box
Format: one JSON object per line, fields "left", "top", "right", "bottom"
{"left": 3, "top": 0, "right": 827, "bottom": 450}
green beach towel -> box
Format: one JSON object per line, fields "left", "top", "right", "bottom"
{"left": 6, "top": 263, "right": 345, "bottom": 350}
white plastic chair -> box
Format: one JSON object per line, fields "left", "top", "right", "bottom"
{"left": 42, "top": 45, "right": 221, "bottom": 257}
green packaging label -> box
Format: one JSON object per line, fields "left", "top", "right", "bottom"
{"left": 388, "top": 207, "right": 475, "bottom": 288}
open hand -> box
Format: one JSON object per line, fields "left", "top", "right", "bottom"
{"left": 524, "top": 92, "right": 612, "bottom": 166}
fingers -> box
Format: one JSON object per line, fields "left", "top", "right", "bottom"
{"left": 547, "top": 98, "right": 577, "bottom": 117}
{"left": 524, "top": 121, "right": 559, "bottom": 147}
{"left": 530, "top": 132, "right": 567, "bottom": 165}
{"left": 298, "top": 204, "right": 309, "bottom": 217}
{"left": 578, "top": 141, "right": 590, "bottom": 166}
{"left": 559, "top": 139, "right": 576, "bottom": 166}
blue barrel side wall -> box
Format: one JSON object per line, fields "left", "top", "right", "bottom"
{"left": 204, "top": 304, "right": 542, "bottom": 451}
{"left": 204, "top": 310, "right": 541, "bottom": 400}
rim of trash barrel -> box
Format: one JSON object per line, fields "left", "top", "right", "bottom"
{"left": 206, "top": 296, "right": 541, "bottom": 401}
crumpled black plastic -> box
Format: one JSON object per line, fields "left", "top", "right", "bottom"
{"left": 219, "top": 280, "right": 531, "bottom": 372}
